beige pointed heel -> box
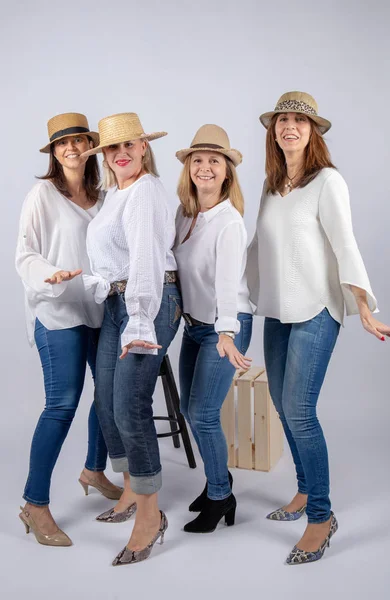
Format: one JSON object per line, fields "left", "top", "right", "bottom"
{"left": 78, "top": 474, "right": 123, "bottom": 500}
{"left": 19, "top": 506, "right": 73, "bottom": 547}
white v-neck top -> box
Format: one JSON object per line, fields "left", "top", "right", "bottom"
{"left": 173, "top": 199, "right": 252, "bottom": 333}
{"left": 246, "top": 168, "right": 377, "bottom": 325}
{"left": 15, "top": 180, "right": 104, "bottom": 346}
{"left": 85, "top": 174, "right": 177, "bottom": 351}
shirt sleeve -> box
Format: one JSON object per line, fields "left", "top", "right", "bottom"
{"left": 318, "top": 171, "right": 377, "bottom": 316}
{"left": 245, "top": 183, "right": 266, "bottom": 311}
{"left": 121, "top": 179, "right": 167, "bottom": 353}
{"left": 15, "top": 188, "right": 68, "bottom": 298}
{"left": 215, "top": 220, "right": 247, "bottom": 334}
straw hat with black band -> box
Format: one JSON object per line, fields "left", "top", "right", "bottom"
{"left": 259, "top": 91, "right": 331, "bottom": 134}
{"left": 40, "top": 113, "right": 99, "bottom": 153}
{"left": 81, "top": 113, "right": 167, "bottom": 158}
{"left": 176, "top": 124, "right": 242, "bottom": 167}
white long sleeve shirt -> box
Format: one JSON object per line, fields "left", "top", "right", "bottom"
{"left": 246, "top": 168, "right": 377, "bottom": 325}
{"left": 85, "top": 174, "right": 177, "bottom": 352}
{"left": 173, "top": 199, "right": 252, "bottom": 333}
{"left": 15, "top": 180, "right": 104, "bottom": 346}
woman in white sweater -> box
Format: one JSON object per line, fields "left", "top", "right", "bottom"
{"left": 82, "top": 113, "right": 181, "bottom": 566}
{"left": 174, "top": 125, "right": 253, "bottom": 534}
{"left": 16, "top": 113, "right": 121, "bottom": 548}
{"left": 246, "top": 91, "right": 390, "bottom": 565}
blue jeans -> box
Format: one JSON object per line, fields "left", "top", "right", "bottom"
{"left": 94, "top": 283, "right": 182, "bottom": 495}
{"left": 23, "top": 320, "right": 108, "bottom": 506}
{"left": 179, "top": 313, "right": 253, "bottom": 500}
{"left": 263, "top": 308, "right": 340, "bottom": 523}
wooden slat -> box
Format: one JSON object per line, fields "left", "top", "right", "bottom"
{"left": 253, "top": 371, "right": 270, "bottom": 471}
{"left": 236, "top": 367, "right": 265, "bottom": 469}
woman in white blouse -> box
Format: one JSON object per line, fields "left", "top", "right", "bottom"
{"left": 82, "top": 112, "right": 181, "bottom": 566}
{"left": 174, "top": 124, "right": 253, "bottom": 534}
{"left": 16, "top": 113, "right": 122, "bottom": 548}
{"left": 246, "top": 91, "right": 390, "bottom": 565}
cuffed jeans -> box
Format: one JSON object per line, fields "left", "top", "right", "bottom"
{"left": 179, "top": 313, "right": 253, "bottom": 500}
{"left": 23, "top": 319, "right": 107, "bottom": 506}
{"left": 94, "top": 283, "right": 182, "bottom": 495}
{"left": 264, "top": 308, "right": 340, "bottom": 523}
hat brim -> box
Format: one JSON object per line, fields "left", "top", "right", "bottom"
{"left": 176, "top": 146, "right": 242, "bottom": 167}
{"left": 39, "top": 131, "right": 100, "bottom": 153}
{"left": 259, "top": 111, "right": 331, "bottom": 134}
{"left": 81, "top": 131, "right": 167, "bottom": 158}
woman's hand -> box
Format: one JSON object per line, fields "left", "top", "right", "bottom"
{"left": 44, "top": 269, "right": 82, "bottom": 284}
{"left": 120, "top": 340, "right": 162, "bottom": 359}
{"left": 359, "top": 305, "right": 390, "bottom": 341}
{"left": 216, "top": 334, "right": 252, "bottom": 369}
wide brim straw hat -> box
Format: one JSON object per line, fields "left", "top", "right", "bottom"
{"left": 259, "top": 91, "right": 331, "bottom": 134}
{"left": 82, "top": 113, "right": 167, "bottom": 158}
{"left": 40, "top": 113, "right": 99, "bottom": 153}
{"left": 176, "top": 124, "right": 242, "bottom": 167}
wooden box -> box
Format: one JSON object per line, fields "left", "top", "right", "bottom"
{"left": 220, "top": 367, "right": 283, "bottom": 471}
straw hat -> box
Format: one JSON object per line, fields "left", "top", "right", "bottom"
{"left": 176, "top": 124, "right": 242, "bottom": 167}
{"left": 40, "top": 113, "right": 99, "bottom": 153}
{"left": 259, "top": 92, "right": 331, "bottom": 134}
{"left": 82, "top": 113, "right": 167, "bottom": 158}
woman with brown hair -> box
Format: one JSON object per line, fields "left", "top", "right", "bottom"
{"left": 173, "top": 124, "right": 253, "bottom": 534}
{"left": 16, "top": 113, "right": 121, "bottom": 547}
{"left": 246, "top": 92, "right": 390, "bottom": 564}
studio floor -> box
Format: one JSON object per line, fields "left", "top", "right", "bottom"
{"left": 1, "top": 421, "right": 389, "bottom": 600}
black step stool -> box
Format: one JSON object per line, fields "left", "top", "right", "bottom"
{"left": 154, "top": 355, "right": 196, "bottom": 469}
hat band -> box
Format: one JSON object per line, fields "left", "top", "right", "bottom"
{"left": 50, "top": 126, "right": 90, "bottom": 143}
{"left": 190, "top": 143, "right": 224, "bottom": 150}
{"left": 274, "top": 100, "right": 317, "bottom": 116}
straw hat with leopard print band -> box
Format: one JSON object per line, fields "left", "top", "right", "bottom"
{"left": 40, "top": 113, "right": 99, "bottom": 153}
{"left": 81, "top": 112, "right": 167, "bottom": 158}
{"left": 260, "top": 91, "right": 331, "bottom": 134}
{"left": 176, "top": 124, "right": 242, "bottom": 167}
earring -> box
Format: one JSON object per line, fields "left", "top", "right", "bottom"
{"left": 102, "top": 160, "right": 108, "bottom": 168}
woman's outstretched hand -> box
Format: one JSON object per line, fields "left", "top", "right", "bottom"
{"left": 359, "top": 307, "right": 390, "bottom": 341}
{"left": 216, "top": 334, "right": 252, "bottom": 369}
{"left": 44, "top": 269, "right": 82, "bottom": 284}
{"left": 120, "top": 340, "right": 162, "bottom": 359}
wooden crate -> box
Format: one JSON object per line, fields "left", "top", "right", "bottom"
{"left": 221, "top": 367, "right": 283, "bottom": 471}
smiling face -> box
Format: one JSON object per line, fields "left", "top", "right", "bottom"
{"left": 103, "top": 139, "right": 147, "bottom": 188}
{"left": 189, "top": 151, "right": 227, "bottom": 197}
{"left": 274, "top": 112, "right": 312, "bottom": 155}
{"left": 53, "top": 135, "right": 92, "bottom": 169}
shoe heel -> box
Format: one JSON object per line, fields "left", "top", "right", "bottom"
{"left": 79, "top": 479, "right": 89, "bottom": 496}
{"left": 160, "top": 532, "right": 165, "bottom": 545}
{"left": 225, "top": 506, "right": 236, "bottom": 527}
{"left": 19, "top": 515, "right": 30, "bottom": 534}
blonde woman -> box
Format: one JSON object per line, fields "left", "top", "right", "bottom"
{"left": 173, "top": 125, "right": 253, "bottom": 534}
{"left": 82, "top": 113, "right": 181, "bottom": 565}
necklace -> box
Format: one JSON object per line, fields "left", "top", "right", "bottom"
{"left": 285, "top": 169, "right": 301, "bottom": 193}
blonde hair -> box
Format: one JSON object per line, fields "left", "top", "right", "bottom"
{"left": 177, "top": 154, "right": 244, "bottom": 217}
{"left": 101, "top": 141, "right": 159, "bottom": 190}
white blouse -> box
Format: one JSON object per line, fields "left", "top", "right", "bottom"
{"left": 173, "top": 199, "right": 252, "bottom": 334}
{"left": 85, "top": 174, "right": 177, "bottom": 352}
{"left": 15, "top": 180, "right": 104, "bottom": 346}
{"left": 246, "top": 168, "right": 377, "bottom": 325}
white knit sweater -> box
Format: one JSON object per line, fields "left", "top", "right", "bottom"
{"left": 246, "top": 168, "right": 377, "bottom": 325}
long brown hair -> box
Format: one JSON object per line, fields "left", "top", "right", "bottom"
{"left": 265, "top": 115, "right": 336, "bottom": 194}
{"left": 38, "top": 138, "right": 100, "bottom": 202}
{"left": 177, "top": 154, "right": 244, "bottom": 217}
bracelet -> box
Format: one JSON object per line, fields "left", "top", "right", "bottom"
{"left": 219, "top": 331, "right": 235, "bottom": 340}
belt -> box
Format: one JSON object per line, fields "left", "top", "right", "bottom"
{"left": 108, "top": 271, "right": 177, "bottom": 297}
{"left": 182, "top": 313, "right": 213, "bottom": 327}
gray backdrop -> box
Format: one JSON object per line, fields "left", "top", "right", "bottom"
{"left": 0, "top": 1, "right": 389, "bottom": 598}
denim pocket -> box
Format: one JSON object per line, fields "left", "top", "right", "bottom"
{"left": 239, "top": 317, "right": 253, "bottom": 355}
{"left": 169, "top": 295, "right": 183, "bottom": 331}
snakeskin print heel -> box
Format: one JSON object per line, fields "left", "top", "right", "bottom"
{"left": 96, "top": 503, "right": 137, "bottom": 523}
{"left": 266, "top": 504, "right": 306, "bottom": 521}
{"left": 286, "top": 512, "right": 338, "bottom": 565}
{"left": 112, "top": 511, "right": 168, "bottom": 566}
